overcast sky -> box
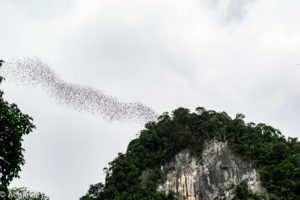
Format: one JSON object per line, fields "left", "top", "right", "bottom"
{"left": 0, "top": 0, "right": 300, "bottom": 199}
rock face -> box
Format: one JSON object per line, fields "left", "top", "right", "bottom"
{"left": 158, "top": 140, "right": 266, "bottom": 200}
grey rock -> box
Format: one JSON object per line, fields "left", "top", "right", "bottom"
{"left": 157, "top": 140, "right": 266, "bottom": 200}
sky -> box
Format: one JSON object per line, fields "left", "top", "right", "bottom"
{"left": 0, "top": 0, "right": 300, "bottom": 199}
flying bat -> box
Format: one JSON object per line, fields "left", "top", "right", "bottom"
{"left": 0, "top": 60, "right": 4, "bottom": 67}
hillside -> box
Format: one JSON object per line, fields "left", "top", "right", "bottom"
{"left": 81, "top": 107, "right": 300, "bottom": 200}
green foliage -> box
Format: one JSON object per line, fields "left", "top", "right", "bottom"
{"left": 221, "top": 165, "right": 229, "bottom": 170}
{"left": 80, "top": 183, "right": 104, "bottom": 200}
{"left": 0, "top": 69, "right": 36, "bottom": 196}
{"left": 7, "top": 187, "right": 49, "bottom": 200}
{"left": 82, "top": 107, "right": 300, "bottom": 200}
{"left": 233, "top": 180, "right": 265, "bottom": 200}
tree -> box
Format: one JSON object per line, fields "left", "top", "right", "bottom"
{"left": 235, "top": 113, "right": 245, "bottom": 120}
{"left": 0, "top": 63, "right": 36, "bottom": 196}
{"left": 233, "top": 180, "right": 265, "bottom": 200}
{"left": 195, "top": 107, "right": 205, "bottom": 115}
{"left": 80, "top": 183, "right": 104, "bottom": 200}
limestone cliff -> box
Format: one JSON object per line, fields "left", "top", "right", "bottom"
{"left": 157, "top": 140, "right": 266, "bottom": 200}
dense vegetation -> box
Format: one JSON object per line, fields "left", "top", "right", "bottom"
{"left": 82, "top": 107, "right": 300, "bottom": 200}
{"left": 233, "top": 180, "right": 265, "bottom": 200}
